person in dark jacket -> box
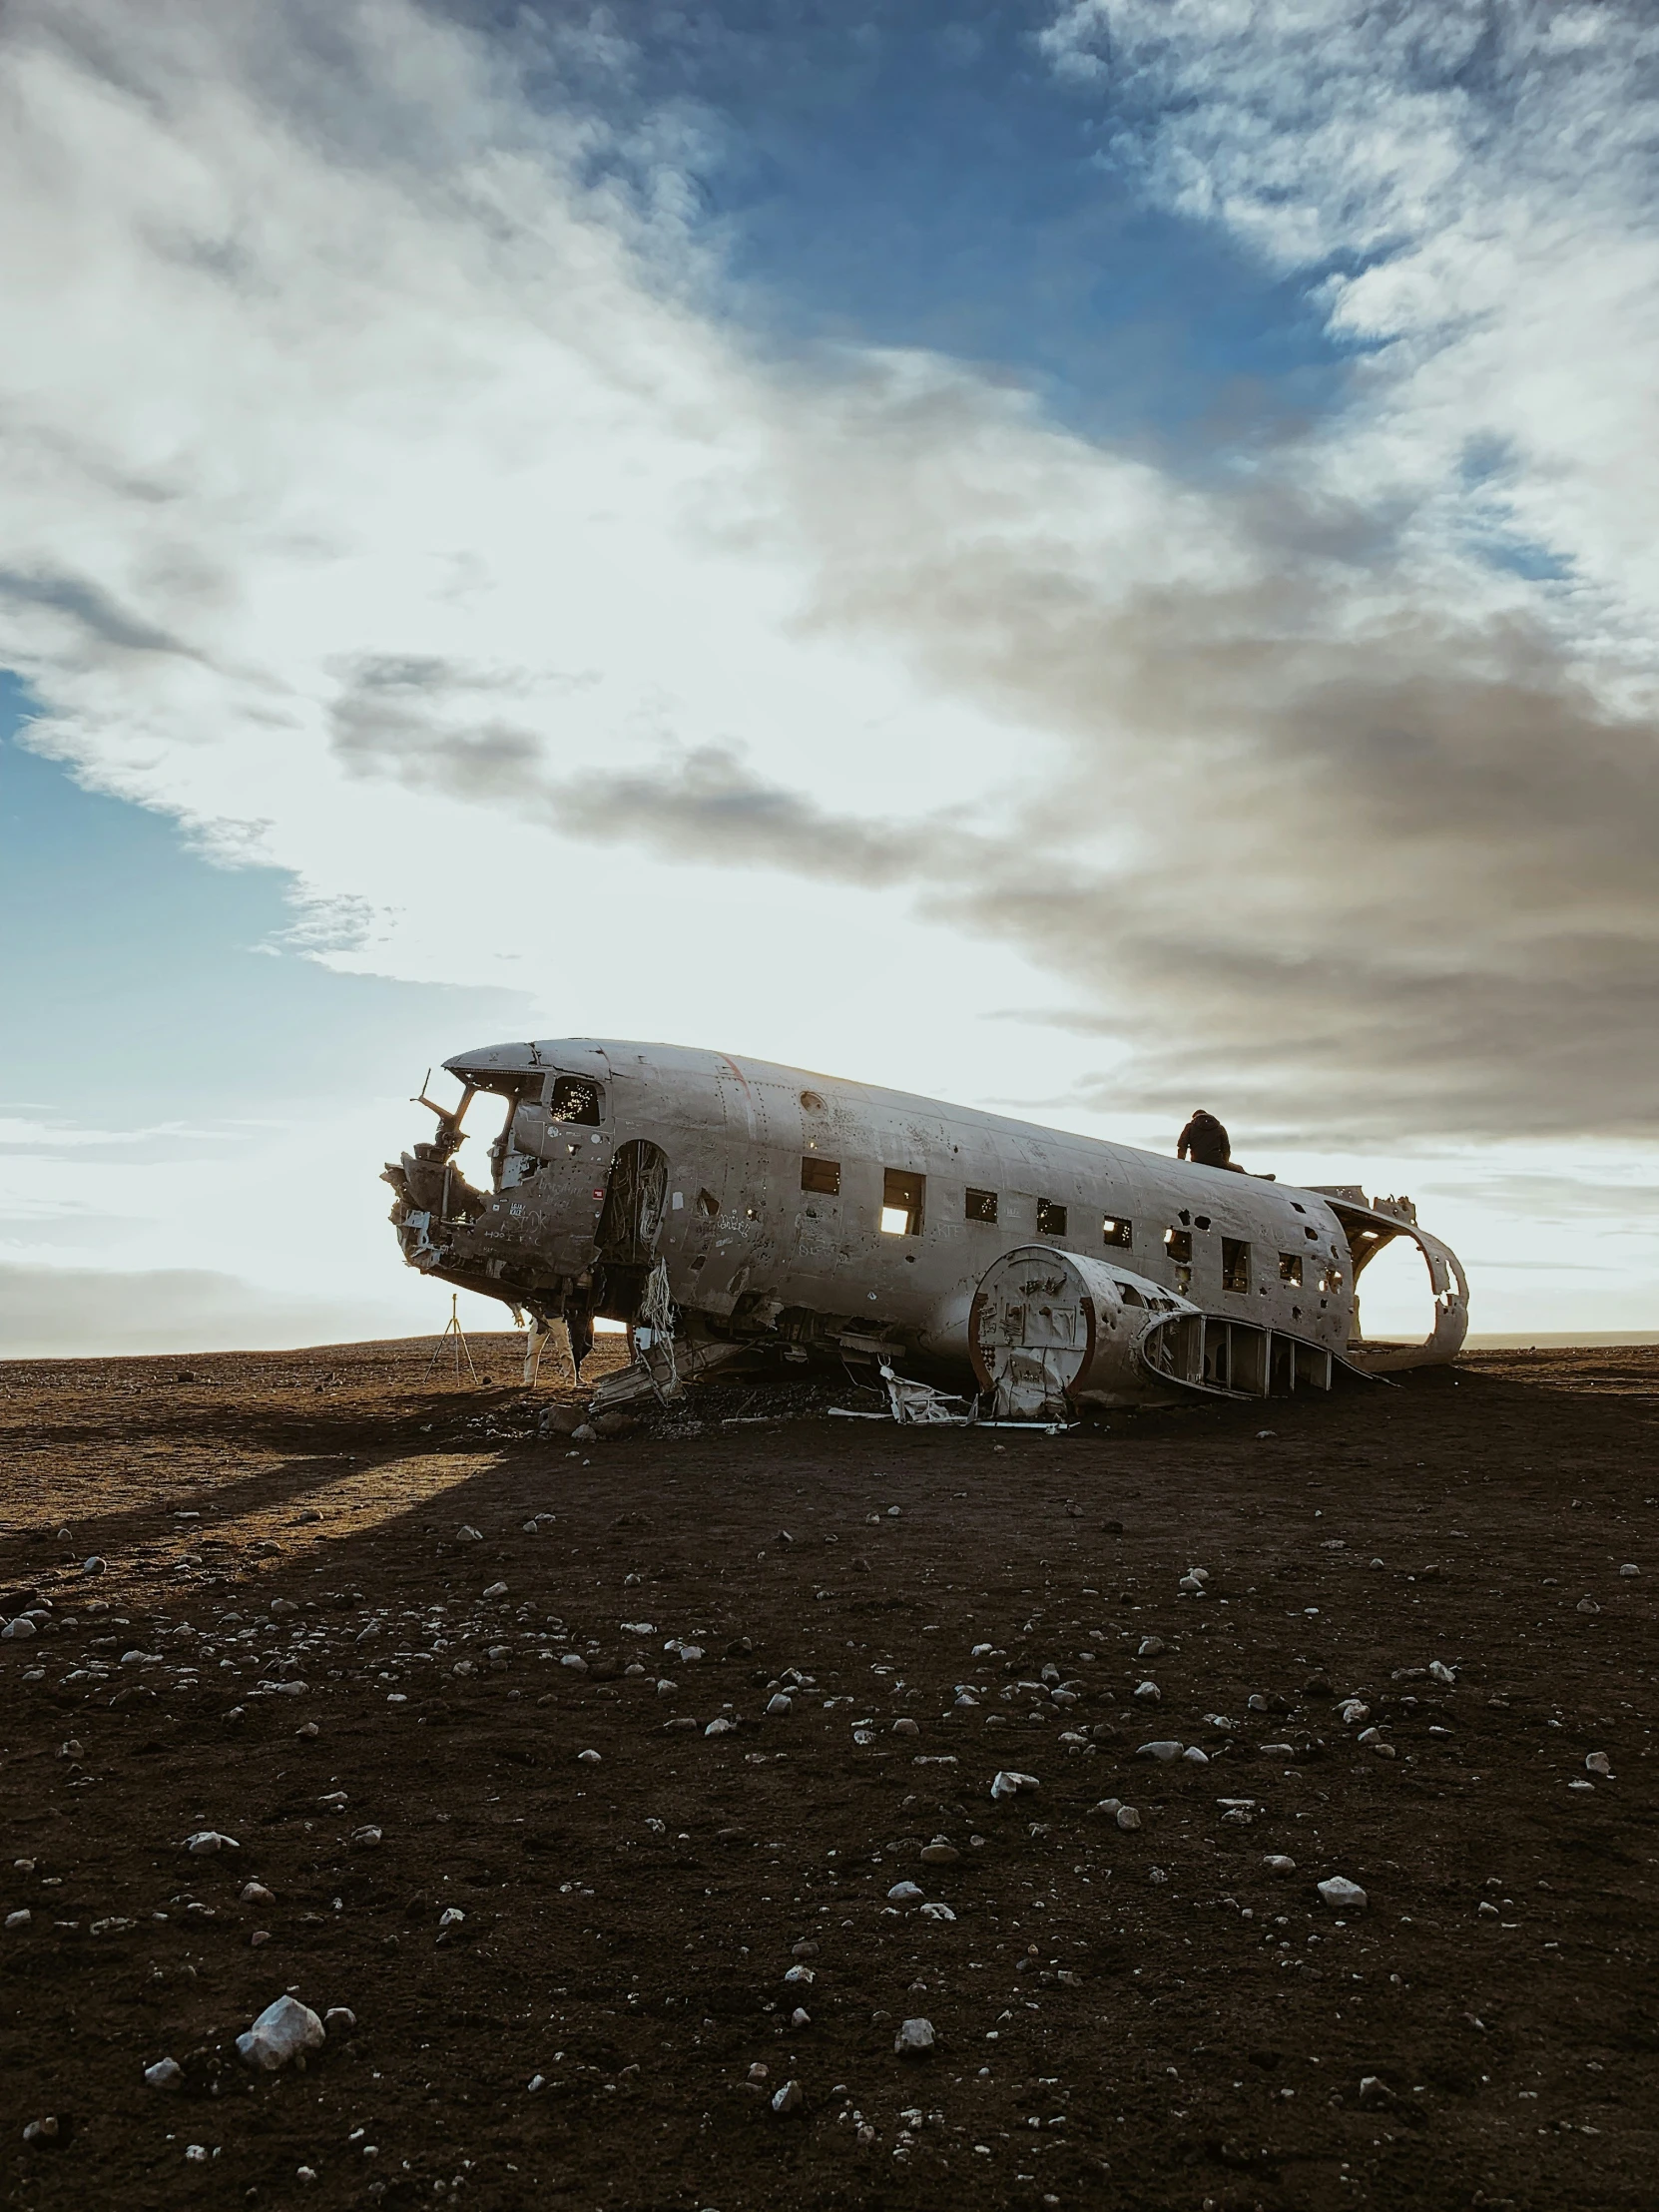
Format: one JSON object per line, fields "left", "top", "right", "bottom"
{"left": 1177, "top": 1109, "right": 1234, "bottom": 1169}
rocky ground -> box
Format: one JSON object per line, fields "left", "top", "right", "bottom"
{"left": 0, "top": 1336, "right": 1654, "bottom": 2212}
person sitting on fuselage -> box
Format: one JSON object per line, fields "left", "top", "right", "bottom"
{"left": 1177, "top": 1108, "right": 1237, "bottom": 1170}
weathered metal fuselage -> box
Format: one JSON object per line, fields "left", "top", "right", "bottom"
{"left": 381, "top": 1037, "right": 1468, "bottom": 1404}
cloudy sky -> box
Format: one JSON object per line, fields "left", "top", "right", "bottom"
{"left": 4, "top": 0, "right": 1658, "bottom": 1354}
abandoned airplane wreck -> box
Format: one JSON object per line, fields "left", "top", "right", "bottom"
{"left": 382, "top": 1039, "right": 1468, "bottom": 1419}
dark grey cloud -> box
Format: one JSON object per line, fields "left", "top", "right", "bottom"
{"left": 0, "top": 564, "right": 193, "bottom": 656}
{"left": 874, "top": 567, "right": 1659, "bottom": 1143}
{"left": 552, "top": 745, "right": 935, "bottom": 886}
{"left": 329, "top": 654, "right": 546, "bottom": 804}
{"left": 326, "top": 653, "right": 948, "bottom": 887}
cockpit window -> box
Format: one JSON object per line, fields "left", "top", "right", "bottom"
{"left": 548, "top": 1074, "right": 602, "bottom": 1125}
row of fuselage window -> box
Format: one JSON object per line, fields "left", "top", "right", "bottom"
{"left": 799, "top": 1155, "right": 1339, "bottom": 1294}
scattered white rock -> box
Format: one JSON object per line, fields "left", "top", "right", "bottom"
{"left": 1182, "top": 1746, "right": 1210, "bottom": 1764}
{"left": 1137, "top": 1635, "right": 1166, "bottom": 1658}
{"left": 1133, "top": 1680, "right": 1161, "bottom": 1703}
{"left": 1115, "top": 1806, "right": 1142, "bottom": 1832}
{"left": 791, "top": 2006, "right": 811, "bottom": 2028}
{"left": 184, "top": 1831, "right": 240, "bottom": 1856}
{"left": 1317, "top": 1876, "right": 1369, "bottom": 1912}
{"left": 438, "top": 1908, "right": 465, "bottom": 1929}
{"left": 887, "top": 1882, "right": 925, "bottom": 1904}
{"left": 242, "top": 1883, "right": 275, "bottom": 1905}
{"left": 894, "top": 2017, "right": 935, "bottom": 2055}
{"left": 144, "top": 2058, "right": 183, "bottom": 2090}
{"left": 270, "top": 1599, "right": 297, "bottom": 1619}
{"left": 577, "top": 1748, "right": 601, "bottom": 1763}
{"left": 236, "top": 1994, "right": 325, "bottom": 2072}
{"left": 892, "top": 1717, "right": 919, "bottom": 1737}
{"left": 483, "top": 1581, "right": 508, "bottom": 1598}
{"left": 771, "top": 2078, "right": 804, "bottom": 2114}
{"left": 704, "top": 1717, "right": 737, "bottom": 1737}
{"left": 1137, "top": 1740, "right": 1184, "bottom": 1761}
{"left": 22, "top": 2117, "right": 58, "bottom": 2144}
{"left": 920, "top": 1840, "right": 959, "bottom": 1865}
{"left": 560, "top": 1653, "right": 588, "bottom": 1672}
{"left": 765, "top": 1694, "right": 793, "bottom": 1716}
{"left": 919, "top": 1902, "right": 956, "bottom": 1923}
{"left": 990, "top": 1770, "right": 1039, "bottom": 1800}
{"left": 1339, "top": 1700, "right": 1370, "bottom": 1725}
{"left": 1090, "top": 1799, "right": 1122, "bottom": 1817}
{"left": 455, "top": 1526, "right": 482, "bottom": 1543}
{"left": 1428, "top": 1660, "right": 1457, "bottom": 1685}
{"left": 350, "top": 1827, "right": 383, "bottom": 1849}
{"left": 1585, "top": 1751, "right": 1613, "bottom": 1776}
{"left": 2, "top": 1617, "right": 36, "bottom": 1640}
{"left": 1619, "top": 1563, "right": 1639, "bottom": 1577}
{"left": 1576, "top": 1598, "right": 1600, "bottom": 1615}
{"left": 323, "top": 2007, "right": 356, "bottom": 2032}
{"left": 1263, "top": 1855, "right": 1297, "bottom": 1876}
{"left": 784, "top": 1964, "right": 816, "bottom": 1985}
{"left": 81, "top": 1557, "right": 107, "bottom": 1577}
{"left": 6, "top": 1910, "right": 31, "bottom": 1930}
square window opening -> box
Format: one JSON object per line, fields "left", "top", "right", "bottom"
{"left": 1036, "top": 1198, "right": 1068, "bottom": 1237}
{"left": 1102, "top": 1216, "right": 1133, "bottom": 1249}
{"left": 965, "top": 1187, "right": 999, "bottom": 1225}
{"left": 881, "top": 1168, "right": 925, "bottom": 1236}
{"left": 801, "top": 1155, "right": 841, "bottom": 1196}
{"left": 1279, "top": 1252, "right": 1304, "bottom": 1286}
{"left": 1222, "top": 1237, "right": 1251, "bottom": 1294}
{"left": 1164, "top": 1228, "right": 1193, "bottom": 1264}
{"left": 548, "top": 1074, "right": 602, "bottom": 1125}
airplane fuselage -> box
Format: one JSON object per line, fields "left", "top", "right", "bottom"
{"left": 382, "top": 1038, "right": 1468, "bottom": 1404}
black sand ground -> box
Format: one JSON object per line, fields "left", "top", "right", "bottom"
{"left": 1, "top": 1337, "right": 1654, "bottom": 2212}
